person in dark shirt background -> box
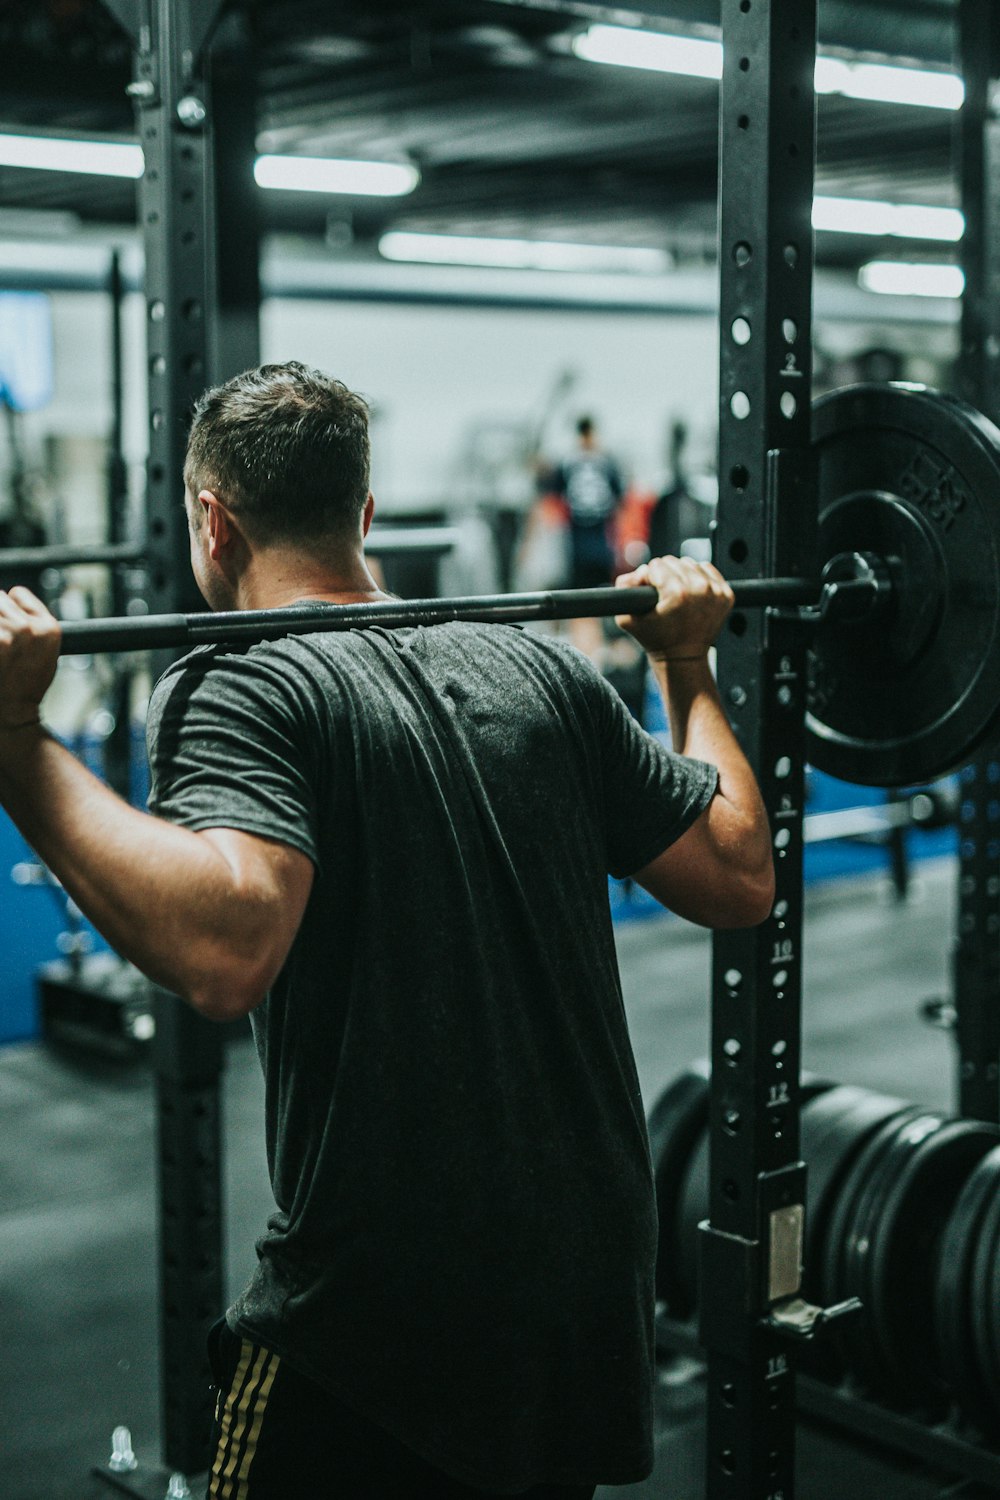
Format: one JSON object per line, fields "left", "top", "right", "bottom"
{"left": 551, "top": 417, "right": 625, "bottom": 662}
{"left": 0, "top": 363, "right": 772, "bottom": 1499}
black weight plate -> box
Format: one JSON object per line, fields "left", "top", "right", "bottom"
{"left": 808, "top": 383, "right": 1000, "bottom": 786}
{"left": 798, "top": 1084, "right": 910, "bottom": 1296}
{"left": 985, "top": 1180, "right": 1000, "bottom": 1414}
{"left": 838, "top": 1110, "right": 944, "bottom": 1396}
{"left": 969, "top": 1150, "right": 1000, "bottom": 1436}
{"left": 821, "top": 1107, "right": 922, "bottom": 1329}
{"left": 868, "top": 1116, "right": 1000, "bottom": 1407}
{"left": 934, "top": 1143, "right": 1000, "bottom": 1438}
{"left": 646, "top": 1063, "right": 709, "bottom": 1314}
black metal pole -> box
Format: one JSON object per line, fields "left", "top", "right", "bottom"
{"left": 104, "top": 250, "right": 134, "bottom": 801}
{"left": 954, "top": 0, "right": 1000, "bottom": 1126}
{"left": 703, "top": 1, "right": 818, "bottom": 1496}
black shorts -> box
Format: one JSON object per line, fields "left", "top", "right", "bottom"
{"left": 205, "top": 1318, "right": 596, "bottom": 1500}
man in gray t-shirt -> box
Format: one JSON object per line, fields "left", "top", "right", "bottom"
{"left": 0, "top": 362, "right": 773, "bottom": 1500}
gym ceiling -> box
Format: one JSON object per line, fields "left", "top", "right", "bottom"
{"left": 0, "top": 0, "right": 960, "bottom": 278}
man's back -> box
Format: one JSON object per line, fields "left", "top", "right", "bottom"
{"left": 146, "top": 621, "right": 716, "bottom": 1491}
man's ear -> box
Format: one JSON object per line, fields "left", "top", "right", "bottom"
{"left": 199, "top": 489, "right": 237, "bottom": 560}
{"left": 362, "top": 491, "right": 375, "bottom": 538}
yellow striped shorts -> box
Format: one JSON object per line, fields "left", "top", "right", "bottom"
{"left": 208, "top": 1336, "right": 281, "bottom": 1500}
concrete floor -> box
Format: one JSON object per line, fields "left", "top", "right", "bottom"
{"left": 0, "top": 859, "right": 983, "bottom": 1499}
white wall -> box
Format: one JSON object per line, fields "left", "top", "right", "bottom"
{"left": 6, "top": 288, "right": 960, "bottom": 532}
{"left": 261, "top": 298, "right": 722, "bottom": 511}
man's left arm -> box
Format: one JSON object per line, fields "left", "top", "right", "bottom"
{"left": 0, "top": 588, "right": 313, "bottom": 1020}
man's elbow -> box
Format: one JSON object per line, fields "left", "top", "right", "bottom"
{"left": 724, "top": 860, "right": 776, "bottom": 927}
{"left": 184, "top": 950, "right": 271, "bottom": 1022}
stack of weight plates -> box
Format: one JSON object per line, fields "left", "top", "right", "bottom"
{"left": 648, "top": 1066, "right": 1000, "bottom": 1421}
{"left": 934, "top": 1143, "right": 1000, "bottom": 1438}
{"left": 821, "top": 1107, "right": 999, "bottom": 1410}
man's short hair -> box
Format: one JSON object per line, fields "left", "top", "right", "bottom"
{"left": 576, "top": 416, "right": 594, "bottom": 439}
{"left": 183, "top": 361, "right": 371, "bottom": 545}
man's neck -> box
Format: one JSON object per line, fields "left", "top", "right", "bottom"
{"left": 232, "top": 545, "right": 387, "bottom": 613}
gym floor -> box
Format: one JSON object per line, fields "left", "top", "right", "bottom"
{"left": 1, "top": 859, "right": 989, "bottom": 1500}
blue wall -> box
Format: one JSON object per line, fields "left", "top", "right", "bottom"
{"left": 0, "top": 730, "right": 148, "bottom": 1046}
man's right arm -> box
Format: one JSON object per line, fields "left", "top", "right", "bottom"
{"left": 616, "top": 555, "right": 774, "bottom": 928}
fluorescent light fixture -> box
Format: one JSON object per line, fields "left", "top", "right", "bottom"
{"left": 0, "top": 134, "right": 418, "bottom": 197}
{"left": 572, "top": 25, "right": 963, "bottom": 110}
{"left": 813, "top": 195, "right": 964, "bottom": 242}
{"left": 815, "top": 57, "right": 963, "bottom": 111}
{"left": 858, "top": 261, "right": 965, "bottom": 298}
{"left": 572, "top": 24, "right": 721, "bottom": 79}
{"left": 254, "top": 155, "right": 419, "bottom": 197}
{"left": 0, "top": 133, "right": 143, "bottom": 178}
{"left": 378, "top": 231, "right": 670, "bottom": 274}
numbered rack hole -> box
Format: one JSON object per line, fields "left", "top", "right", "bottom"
{"left": 731, "top": 317, "right": 752, "bottom": 345}
{"left": 775, "top": 756, "right": 792, "bottom": 779}
{"left": 782, "top": 317, "right": 798, "bottom": 343}
{"left": 724, "top": 969, "right": 743, "bottom": 990}
{"left": 784, "top": 242, "right": 799, "bottom": 268}
{"left": 730, "top": 463, "right": 750, "bottom": 491}
{"left": 733, "top": 241, "right": 753, "bottom": 267}
{"left": 728, "top": 612, "right": 748, "bottom": 637}
{"left": 730, "top": 391, "right": 751, "bottom": 420}
{"left": 780, "top": 391, "right": 798, "bottom": 419}
{"left": 774, "top": 828, "right": 792, "bottom": 851}
{"left": 729, "top": 538, "right": 748, "bottom": 563}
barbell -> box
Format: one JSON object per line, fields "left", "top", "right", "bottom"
{"left": 36, "top": 382, "right": 1000, "bottom": 789}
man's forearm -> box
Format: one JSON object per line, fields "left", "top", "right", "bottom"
{"left": 0, "top": 726, "right": 264, "bottom": 1013}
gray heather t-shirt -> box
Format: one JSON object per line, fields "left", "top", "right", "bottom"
{"left": 146, "top": 620, "right": 717, "bottom": 1493}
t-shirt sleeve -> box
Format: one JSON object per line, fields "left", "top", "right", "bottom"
{"left": 579, "top": 657, "right": 718, "bottom": 879}
{"left": 145, "top": 647, "right": 322, "bottom": 869}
